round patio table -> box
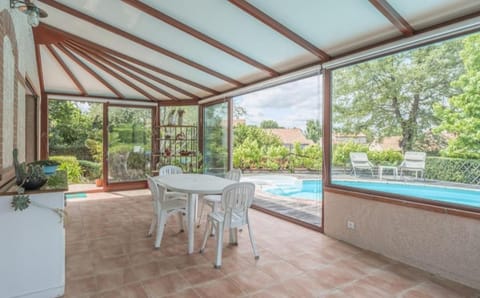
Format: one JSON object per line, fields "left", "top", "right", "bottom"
{"left": 153, "top": 174, "right": 236, "bottom": 254}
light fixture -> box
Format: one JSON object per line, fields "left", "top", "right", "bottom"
{"left": 10, "top": 0, "right": 48, "bottom": 27}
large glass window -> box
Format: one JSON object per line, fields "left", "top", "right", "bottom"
{"left": 203, "top": 101, "right": 229, "bottom": 175}
{"left": 331, "top": 32, "right": 480, "bottom": 210}
{"left": 107, "top": 106, "right": 152, "bottom": 183}
{"left": 233, "top": 75, "right": 323, "bottom": 227}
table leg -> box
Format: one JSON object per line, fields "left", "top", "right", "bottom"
{"left": 187, "top": 193, "right": 196, "bottom": 254}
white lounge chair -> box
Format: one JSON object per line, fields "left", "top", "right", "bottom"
{"left": 200, "top": 182, "right": 259, "bottom": 268}
{"left": 350, "top": 152, "right": 374, "bottom": 177}
{"left": 399, "top": 151, "right": 426, "bottom": 179}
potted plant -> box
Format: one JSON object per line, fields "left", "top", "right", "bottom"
{"left": 95, "top": 176, "right": 103, "bottom": 187}
{"left": 29, "top": 159, "right": 61, "bottom": 176}
{"left": 13, "top": 149, "right": 48, "bottom": 190}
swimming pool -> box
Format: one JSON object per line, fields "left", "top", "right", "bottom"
{"left": 263, "top": 180, "right": 480, "bottom": 208}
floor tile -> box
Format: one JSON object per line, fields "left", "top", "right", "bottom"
{"left": 63, "top": 191, "right": 480, "bottom": 297}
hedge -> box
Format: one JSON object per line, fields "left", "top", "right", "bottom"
{"left": 425, "top": 157, "right": 480, "bottom": 185}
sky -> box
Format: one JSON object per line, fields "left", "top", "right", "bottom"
{"left": 233, "top": 75, "right": 323, "bottom": 131}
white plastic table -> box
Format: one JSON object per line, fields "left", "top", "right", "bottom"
{"left": 379, "top": 165, "right": 398, "bottom": 180}
{"left": 153, "top": 173, "right": 236, "bottom": 254}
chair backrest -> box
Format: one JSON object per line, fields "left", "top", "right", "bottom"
{"left": 225, "top": 168, "right": 242, "bottom": 182}
{"left": 350, "top": 152, "right": 371, "bottom": 166}
{"left": 159, "top": 165, "right": 183, "bottom": 175}
{"left": 402, "top": 151, "right": 426, "bottom": 169}
{"left": 147, "top": 176, "right": 167, "bottom": 206}
{"left": 221, "top": 182, "right": 255, "bottom": 228}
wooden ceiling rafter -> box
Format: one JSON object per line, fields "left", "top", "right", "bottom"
{"left": 369, "top": 0, "right": 414, "bottom": 36}
{"left": 121, "top": 0, "right": 279, "bottom": 77}
{"left": 55, "top": 43, "right": 124, "bottom": 98}
{"left": 45, "top": 44, "right": 87, "bottom": 95}
{"left": 34, "top": 43, "right": 46, "bottom": 95}
{"left": 38, "top": 23, "right": 220, "bottom": 96}
{"left": 65, "top": 40, "right": 179, "bottom": 101}
{"left": 62, "top": 42, "right": 158, "bottom": 101}
{"left": 39, "top": 0, "right": 244, "bottom": 87}
{"left": 228, "top": 0, "right": 330, "bottom": 61}
{"left": 66, "top": 39, "right": 199, "bottom": 100}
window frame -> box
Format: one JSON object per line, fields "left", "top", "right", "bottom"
{"left": 322, "top": 31, "right": 480, "bottom": 217}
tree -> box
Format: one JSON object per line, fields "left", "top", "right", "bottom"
{"left": 434, "top": 34, "right": 480, "bottom": 159}
{"left": 305, "top": 119, "right": 321, "bottom": 143}
{"left": 333, "top": 39, "right": 464, "bottom": 152}
{"left": 260, "top": 120, "right": 280, "bottom": 128}
{"left": 48, "top": 100, "right": 91, "bottom": 146}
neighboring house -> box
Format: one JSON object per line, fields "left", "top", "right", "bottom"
{"left": 369, "top": 136, "right": 402, "bottom": 151}
{"left": 232, "top": 119, "right": 246, "bottom": 127}
{"left": 264, "top": 128, "right": 314, "bottom": 150}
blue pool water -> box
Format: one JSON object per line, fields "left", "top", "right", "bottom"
{"left": 263, "top": 180, "right": 480, "bottom": 208}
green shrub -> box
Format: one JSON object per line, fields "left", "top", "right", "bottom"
{"left": 78, "top": 160, "right": 101, "bottom": 179}
{"left": 367, "top": 150, "right": 403, "bottom": 166}
{"left": 85, "top": 139, "right": 102, "bottom": 163}
{"left": 333, "top": 142, "right": 369, "bottom": 166}
{"left": 426, "top": 156, "right": 480, "bottom": 184}
{"left": 50, "top": 155, "right": 82, "bottom": 183}
{"left": 302, "top": 144, "right": 323, "bottom": 170}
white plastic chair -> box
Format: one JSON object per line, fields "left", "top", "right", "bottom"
{"left": 159, "top": 165, "right": 183, "bottom": 175}
{"left": 350, "top": 152, "right": 375, "bottom": 177}
{"left": 399, "top": 151, "right": 426, "bottom": 179}
{"left": 197, "top": 169, "right": 242, "bottom": 227}
{"left": 146, "top": 176, "right": 187, "bottom": 248}
{"left": 200, "top": 182, "right": 259, "bottom": 268}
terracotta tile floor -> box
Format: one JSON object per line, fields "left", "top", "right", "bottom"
{"left": 64, "top": 190, "right": 479, "bottom": 298}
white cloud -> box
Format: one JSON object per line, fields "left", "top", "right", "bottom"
{"left": 234, "top": 75, "right": 323, "bottom": 129}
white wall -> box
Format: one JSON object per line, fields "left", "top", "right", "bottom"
{"left": 324, "top": 191, "right": 480, "bottom": 290}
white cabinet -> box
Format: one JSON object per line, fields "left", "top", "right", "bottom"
{"left": 0, "top": 191, "right": 65, "bottom": 298}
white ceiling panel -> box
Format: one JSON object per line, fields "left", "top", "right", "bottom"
{"left": 53, "top": 45, "right": 115, "bottom": 97}
{"left": 389, "top": 0, "right": 480, "bottom": 30}
{"left": 40, "top": 3, "right": 238, "bottom": 91}
{"left": 33, "top": 0, "right": 480, "bottom": 103}
{"left": 70, "top": 50, "right": 147, "bottom": 100}
{"left": 139, "top": 0, "right": 319, "bottom": 70}
{"left": 46, "top": 0, "right": 262, "bottom": 80}
{"left": 248, "top": 0, "right": 400, "bottom": 56}
{"left": 40, "top": 46, "right": 79, "bottom": 93}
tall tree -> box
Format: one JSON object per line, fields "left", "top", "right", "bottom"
{"left": 305, "top": 119, "right": 321, "bottom": 143}
{"left": 260, "top": 120, "right": 280, "bottom": 128}
{"left": 333, "top": 39, "right": 464, "bottom": 152}
{"left": 434, "top": 34, "right": 480, "bottom": 159}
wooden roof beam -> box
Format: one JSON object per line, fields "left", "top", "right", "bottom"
{"left": 66, "top": 41, "right": 179, "bottom": 100}
{"left": 55, "top": 43, "right": 124, "bottom": 98}
{"left": 122, "top": 0, "right": 279, "bottom": 76}
{"left": 66, "top": 39, "right": 199, "bottom": 100}
{"left": 45, "top": 44, "right": 87, "bottom": 95}
{"left": 63, "top": 43, "right": 158, "bottom": 101}
{"left": 369, "top": 0, "right": 414, "bottom": 36}
{"left": 38, "top": 23, "right": 219, "bottom": 95}
{"left": 228, "top": 0, "right": 330, "bottom": 61}
{"left": 39, "top": 0, "right": 244, "bottom": 87}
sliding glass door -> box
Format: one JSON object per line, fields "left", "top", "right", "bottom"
{"left": 203, "top": 101, "right": 230, "bottom": 175}
{"left": 107, "top": 105, "right": 152, "bottom": 184}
